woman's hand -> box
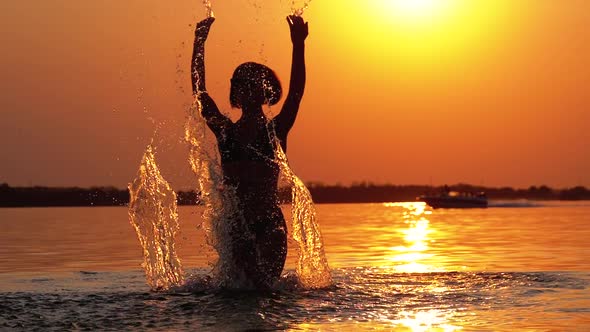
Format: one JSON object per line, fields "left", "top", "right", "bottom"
{"left": 192, "top": 17, "right": 215, "bottom": 94}
{"left": 287, "top": 15, "right": 308, "bottom": 45}
{"left": 195, "top": 17, "right": 215, "bottom": 43}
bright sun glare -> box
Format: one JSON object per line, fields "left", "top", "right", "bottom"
{"left": 372, "top": 0, "right": 455, "bottom": 27}
{"left": 390, "top": 0, "right": 440, "bottom": 16}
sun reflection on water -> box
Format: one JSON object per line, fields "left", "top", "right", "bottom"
{"left": 395, "top": 310, "right": 463, "bottom": 332}
{"left": 384, "top": 202, "right": 442, "bottom": 273}
{"left": 291, "top": 308, "right": 463, "bottom": 331}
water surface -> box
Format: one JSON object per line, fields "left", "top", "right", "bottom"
{"left": 1, "top": 202, "right": 589, "bottom": 330}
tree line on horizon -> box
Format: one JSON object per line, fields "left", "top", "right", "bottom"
{"left": 0, "top": 183, "right": 197, "bottom": 208}
{"left": 1, "top": 182, "right": 589, "bottom": 208}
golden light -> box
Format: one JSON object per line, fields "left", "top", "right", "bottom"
{"left": 389, "top": 0, "right": 443, "bottom": 18}
{"left": 383, "top": 202, "right": 444, "bottom": 273}
{"left": 370, "top": 0, "right": 457, "bottom": 28}
{"left": 320, "top": 0, "right": 515, "bottom": 75}
{"left": 396, "top": 310, "right": 463, "bottom": 332}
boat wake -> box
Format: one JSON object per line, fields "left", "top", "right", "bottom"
{"left": 488, "top": 200, "right": 542, "bottom": 208}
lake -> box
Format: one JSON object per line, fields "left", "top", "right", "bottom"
{"left": 1, "top": 201, "right": 589, "bottom": 331}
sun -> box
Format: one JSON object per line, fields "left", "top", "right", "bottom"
{"left": 371, "top": 0, "right": 455, "bottom": 27}
{"left": 390, "top": 0, "right": 441, "bottom": 17}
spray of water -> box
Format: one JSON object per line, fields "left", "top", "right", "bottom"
{"left": 128, "top": 145, "right": 184, "bottom": 291}
{"left": 185, "top": 97, "right": 259, "bottom": 289}
{"left": 273, "top": 138, "right": 332, "bottom": 289}
{"left": 291, "top": 0, "right": 313, "bottom": 16}
{"left": 202, "top": 0, "right": 214, "bottom": 18}
{"left": 183, "top": 0, "right": 328, "bottom": 289}
{"left": 186, "top": 91, "right": 331, "bottom": 289}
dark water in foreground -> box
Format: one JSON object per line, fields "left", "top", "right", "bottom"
{"left": 1, "top": 202, "right": 590, "bottom": 330}
{"left": 2, "top": 269, "right": 589, "bottom": 331}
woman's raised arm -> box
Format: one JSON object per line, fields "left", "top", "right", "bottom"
{"left": 192, "top": 17, "right": 230, "bottom": 135}
{"left": 274, "top": 16, "right": 308, "bottom": 136}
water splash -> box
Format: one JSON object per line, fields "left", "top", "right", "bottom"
{"left": 291, "top": 0, "right": 313, "bottom": 16}
{"left": 185, "top": 98, "right": 256, "bottom": 289}
{"left": 202, "top": 0, "right": 214, "bottom": 18}
{"left": 128, "top": 145, "right": 184, "bottom": 291}
{"left": 186, "top": 40, "right": 254, "bottom": 288}
{"left": 186, "top": 4, "right": 328, "bottom": 286}
{"left": 274, "top": 140, "right": 332, "bottom": 289}
{"left": 186, "top": 94, "right": 330, "bottom": 288}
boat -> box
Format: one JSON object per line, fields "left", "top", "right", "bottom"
{"left": 418, "top": 190, "right": 488, "bottom": 209}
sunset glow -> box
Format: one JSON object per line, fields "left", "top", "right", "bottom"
{"left": 329, "top": 0, "right": 513, "bottom": 76}
{"left": 1, "top": 2, "right": 590, "bottom": 331}
{"left": 1, "top": 0, "right": 589, "bottom": 189}
{"left": 367, "top": 0, "right": 459, "bottom": 29}
{"left": 385, "top": 202, "right": 442, "bottom": 273}
{"left": 396, "top": 310, "right": 462, "bottom": 332}
{"left": 383, "top": 0, "right": 448, "bottom": 20}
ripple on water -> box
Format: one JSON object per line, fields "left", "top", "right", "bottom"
{"left": 0, "top": 268, "right": 588, "bottom": 331}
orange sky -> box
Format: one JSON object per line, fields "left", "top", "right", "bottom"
{"left": 1, "top": 0, "right": 589, "bottom": 189}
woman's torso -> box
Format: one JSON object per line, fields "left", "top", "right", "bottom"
{"left": 217, "top": 119, "right": 284, "bottom": 203}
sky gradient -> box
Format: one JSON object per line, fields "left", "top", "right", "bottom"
{"left": 1, "top": 0, "right": 589, "bottom": 189}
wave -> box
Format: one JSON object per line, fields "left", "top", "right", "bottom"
{"left": 489, "top": 200, "right": 590, "bottom": 208}
{"left": 488, "top": 200, "right": 542, "bottom": 208}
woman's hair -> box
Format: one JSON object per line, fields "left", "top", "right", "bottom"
{"left": 230, "top": 62, "right": 282, "bottom": 108}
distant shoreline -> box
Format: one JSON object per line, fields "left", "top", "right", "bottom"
{"left": 1, "top": 183, "right": 589, "bottom": 208}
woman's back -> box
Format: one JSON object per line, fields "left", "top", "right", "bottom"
{"left": 218, "top": 118, "right": 281, "bottom": 200}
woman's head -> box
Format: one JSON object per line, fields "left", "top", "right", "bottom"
{"left": 230, "top": 62, "right": 282, "bottom": 109}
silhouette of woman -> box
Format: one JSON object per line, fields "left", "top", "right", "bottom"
{"left": 192, "top": 16, "right": 308, "bottom": 288}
